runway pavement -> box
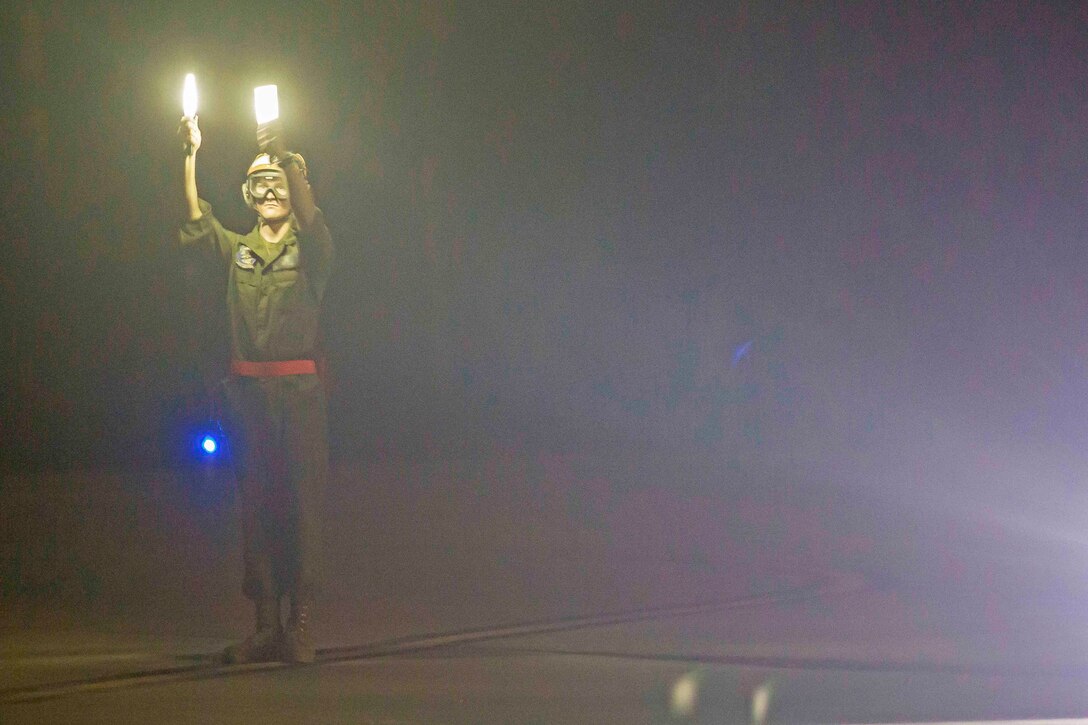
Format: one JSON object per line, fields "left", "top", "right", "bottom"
{"left": 4, "top": 443, "right": 1088, "bottom": 722}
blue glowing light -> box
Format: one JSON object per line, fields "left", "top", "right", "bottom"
{"left": 201, "top": 435, "right": 218, "bottom": 454}
{"left": 732, "top": 340, "right": 753, "bottom": 367}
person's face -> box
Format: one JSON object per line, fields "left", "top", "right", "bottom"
{"left": 248, "top": 171, "right": 292, "bottom": 222}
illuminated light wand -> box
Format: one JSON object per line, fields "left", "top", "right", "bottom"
{"left": 182, "top": 73, "right": 197, "bottom": 155}
{"left": 254, "top": 84, "right": 279, "bottom": 124}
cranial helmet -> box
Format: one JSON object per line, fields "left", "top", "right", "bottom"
{"left": 241, "top": 152, "right": 307, "bottom": 208}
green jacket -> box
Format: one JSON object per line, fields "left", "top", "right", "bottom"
{"left": 180, "top": 199, "right": 333, "bottom": 363}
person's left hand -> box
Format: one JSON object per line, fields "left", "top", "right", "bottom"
{"left": 257, "top": 120, "right": 288, "bottom": 160}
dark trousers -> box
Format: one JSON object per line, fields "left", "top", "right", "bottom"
{"left": 223, "top": 374, "right": 328, "bottom": 602}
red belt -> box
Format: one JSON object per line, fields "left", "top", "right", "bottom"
{"left": 231, "top": 359, "right": 317, "bottom": 377}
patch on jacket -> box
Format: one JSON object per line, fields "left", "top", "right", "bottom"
{"left": 235, "top": 245, "right": 257, "bottom": 270}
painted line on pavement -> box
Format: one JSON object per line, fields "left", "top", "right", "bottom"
{"left": 1, "top": 575, "right": 854, "bottom": 705}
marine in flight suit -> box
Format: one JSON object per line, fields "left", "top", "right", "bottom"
{"left": 178, "top": 116, "right": 331, "bottom": 664}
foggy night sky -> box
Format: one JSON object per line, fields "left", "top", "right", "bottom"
{"left": 4, "top": 0, "right": 1088, "bottom": 508}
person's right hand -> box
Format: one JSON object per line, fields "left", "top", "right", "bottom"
{"left": 178, "top": 116, "right": 201, "bottom": 154}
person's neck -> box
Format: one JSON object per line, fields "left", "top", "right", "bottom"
{"left": 260, "top": 218, "right": 292, "bottom": 244}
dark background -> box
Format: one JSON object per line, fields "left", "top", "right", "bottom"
{"left": 7, "top": 5, "right": 1088, "bottom": 717}
{"left": 4, "top": 0, "right": 1088, "bottom": 497}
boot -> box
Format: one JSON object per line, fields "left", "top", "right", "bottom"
{"left": 281, "top": 595, "right": 315, "bottom": 664}
{"left": 223, "top": 597, "right": 281, "bottom": 664}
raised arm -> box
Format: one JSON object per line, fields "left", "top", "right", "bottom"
{"left": 179, "top": 116, "right": 202, "bottom": 221}
{"left": 257, "top": 121, "right": 318, "bottom": 233}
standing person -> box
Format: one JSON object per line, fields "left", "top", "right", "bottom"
{"left": 177, "top": 115, "right": 332, "bottom": 664}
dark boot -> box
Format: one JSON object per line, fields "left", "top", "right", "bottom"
{"left": 281, "top": 595, "right": 315, "bottom": 664}
{"left": 223, "top": 598, "right": 281, "bottom": 664}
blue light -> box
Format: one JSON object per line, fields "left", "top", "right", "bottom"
{"left": 201, "top": 435, "right": 218, "bottom": 454}
{"left": 732, "top": 339, "right": 753, "bottom": 367}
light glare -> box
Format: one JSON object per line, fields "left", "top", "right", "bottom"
{"left": 201, "top": 435, "right": 217, "bottom": 454}
{"left": 254, "top": 85, "right": 279, "bottom": 124}
{"left": 751, "top": 680, "right": 773, "bottom": 724}
{"left": 183, "top": 73, "right": 197, "bottom": 118}
{"left": 669, "top": 671, "right": 698, "bottom": 717}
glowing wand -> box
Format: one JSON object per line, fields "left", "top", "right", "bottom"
{"left": 254, "top": 85, "right": 279, "bottom": 124}
{"left": 182, "top": 73, "right": 197, "bottom": 155}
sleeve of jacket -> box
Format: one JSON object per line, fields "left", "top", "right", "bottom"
{"left": 300, "top": 207, "right": 333, "bottom": 302}
{"left": 178, "top": 199, "right": 239, "bottom": 264}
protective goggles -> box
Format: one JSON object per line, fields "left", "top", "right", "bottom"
{"left": 246, "top": 171, "right": 289, "bottom": 201}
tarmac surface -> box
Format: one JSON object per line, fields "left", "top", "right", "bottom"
{"left": 4, "top": 443, "right": 1088, "bottom": 722}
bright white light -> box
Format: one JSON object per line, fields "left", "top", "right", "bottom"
{"left": 751, "top": 680, "right": 773, "bottom": 724}
{"left": 201, "top": 436, "right": 217, "bottom": 454}
{"left": 183, "top": 73, "right": 197, "bottom": 118}
{"left": 254, "top": 85, "right": 279, "bottom": 124}
{"left": 669, "top": 671, "right": 698, "bottom": 718}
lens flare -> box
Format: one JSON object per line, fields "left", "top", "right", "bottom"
{"left": 669, "top": 670, "right": 699, "bottom": 717}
